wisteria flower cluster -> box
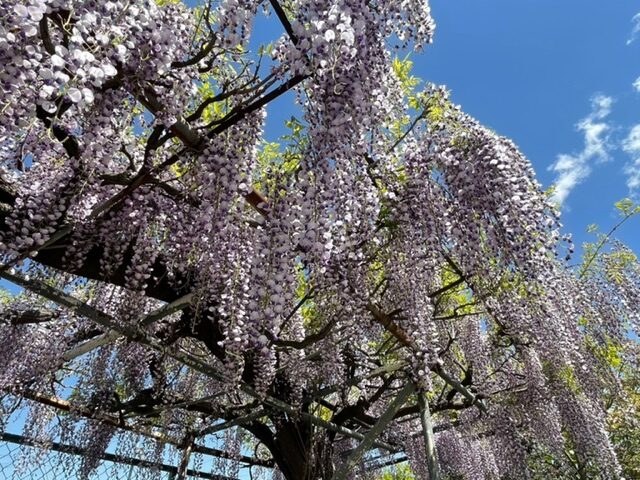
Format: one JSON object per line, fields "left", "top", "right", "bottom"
{"left": 0, "top": 1, "right": 635, "bottom": 479}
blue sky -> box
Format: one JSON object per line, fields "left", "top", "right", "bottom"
{"left": 247, "top": 0, "right": 640, "bottom": 255}
{"left": 410, "top": 0, "right": 640, "bottom": 252}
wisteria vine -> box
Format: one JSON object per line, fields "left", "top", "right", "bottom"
{"left": 0, "top": 1, "right": 637, "bottom": 479}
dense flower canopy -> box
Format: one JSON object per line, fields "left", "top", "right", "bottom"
{"left": 0, "top": 1, "right": 638, "bottom": 479}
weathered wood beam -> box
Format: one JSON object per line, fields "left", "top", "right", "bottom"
{"left": 332, "top": 382, "right": 415, "bottom": 480}
{"left": 367, "top": 303, "right": 487, "bottom": 414}
{"left": 62, "top": 291, "right": 195, "bottom": 361}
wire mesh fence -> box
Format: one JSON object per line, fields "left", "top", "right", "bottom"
{"left": 0, "top": 430, "right": 237, "bottom": 480}
{"left": 0, "top": 435, "right": 169, "bottom": 480}
{"left": 0, "top": 389, "right": 277, "bottom": 480}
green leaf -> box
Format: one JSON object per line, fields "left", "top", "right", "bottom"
{"left": 614, "top": 198, "right": 638, "bottom": 216}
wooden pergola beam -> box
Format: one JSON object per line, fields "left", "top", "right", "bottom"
{"left": 332, "top": 382, "right": 416, "bottom": 480}
{"left": 1, "top": 270, "right": 401, "bottom": 454}
{"left": 367, "top": 303, "right": 487, "bottom": 413}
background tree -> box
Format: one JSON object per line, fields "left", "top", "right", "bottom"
{"left": 0, "top": 1, "right": 637, "bottom": 479}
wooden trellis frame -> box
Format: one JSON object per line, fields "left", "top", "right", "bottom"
{"left": 0, "top": 267, "right": 484, "bottom": 479}
{"left": 0, "top": 2, "right": 496, "bottom": 478}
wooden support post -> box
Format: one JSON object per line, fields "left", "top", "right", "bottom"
{"left": 332, "top": 382, "right": 415, "bottom": 480}
{"left": 418, "top": 390, "right": 441, "bottom": 480}
{"left": 176, "top": 433, "right": 196, "bottom": 480}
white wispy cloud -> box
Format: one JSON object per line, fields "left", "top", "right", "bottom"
{"left": 622, "top": 124, "right": 640, "bottom": 192}
{"left": 548, "top": 95, "right": 613, "bottom": 206}
{"left": 627, "top": 13, "right": 640, "bottom": 45}
{"left": 634, "top": 76, "right": 640, "bottom": 92}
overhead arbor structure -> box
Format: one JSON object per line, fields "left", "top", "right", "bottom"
{"left": 0, "top": 0, "right": 637, "bottom": 478}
